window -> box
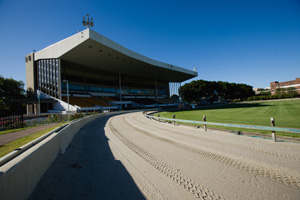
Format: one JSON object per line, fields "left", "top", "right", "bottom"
{"left": 87, "top": 85, "right": 102, "bottom": 92}
{"left": 103, "top": 87, "right": 117, "bottom": 93}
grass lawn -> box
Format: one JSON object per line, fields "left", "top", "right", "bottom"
{"left": 156, "top": 99, "right": 300, "bottom": 137}
{"left": 0, "top": 124, "right": 65, "bottom": 158}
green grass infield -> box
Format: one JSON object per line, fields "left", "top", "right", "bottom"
{"left": 155, "top": 99, "right": 300, "bottom": 138}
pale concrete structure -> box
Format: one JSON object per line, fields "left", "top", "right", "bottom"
{"left": 33, "top": 29, "right": 196, "bottom": 81}
{"left": 0, "top": 113, "right": 105, "bottom": 200}
{"left": 25, "top": 28, "right": 197, "bottom": 113}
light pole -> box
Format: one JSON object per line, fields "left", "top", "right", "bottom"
{"left": 38, "top": 89, "right": 40, "bottom": 115}
{"left": 63, "top": 80, "right": 69, "bottom": 112}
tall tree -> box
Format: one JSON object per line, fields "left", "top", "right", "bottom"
{"left": 0, "top": 76, "right": 26, "bottom": 116}
{"left": 179, "top": 79, "right": 254, "bottom": 103}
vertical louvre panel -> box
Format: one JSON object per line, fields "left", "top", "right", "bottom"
{"left": 36, "top": 59, "right": 60, "bottom": 98}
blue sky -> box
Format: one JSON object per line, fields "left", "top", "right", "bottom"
{"left": 0, "top": 0, "right": 299, "bottom": 89}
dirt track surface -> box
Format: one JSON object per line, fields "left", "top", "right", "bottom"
{"left": 30, "top": 112, "right": 300, "bottom": 200}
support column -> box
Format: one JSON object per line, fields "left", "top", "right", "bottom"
{"left": 26, "top": 104, "right": 33, "bottom": 115}
{"left": 169, "top": 82, "right": 171, "bottom": 97}
{"left": 34, "top": 103, "right": 40, "bottom": 115}
{"left": 58, "top": 59, "right": 62, "bottom": 100}
{"left": 119, "top": 73, "right": 122, "bottom": 101}
{"left": 155, "top": 79, "right": 158, "bottom": 102}
{"left": 170, "top": 82, "right": 173, "bottom": 97}
{"left": 84, "top": 72, "right": 86, "bottom": 93}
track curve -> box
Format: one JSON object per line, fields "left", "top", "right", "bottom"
{"left": 106, "top": 112, "right": 300, "bottom": 199}
{"left": 30, "top": 111, "right": 300, "bottom": 200}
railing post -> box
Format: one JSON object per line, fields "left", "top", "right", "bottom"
{"left": 203, "top": 115, "right": 207, "bottom": 131}
{"left": 158, "top": 114, "right": 160, "bottom": 122}
{"left": 270, "top": 117, "right": 276, "bottom": 142}
{"left": 172, "top": 114, "right": 176, "bottom": 126}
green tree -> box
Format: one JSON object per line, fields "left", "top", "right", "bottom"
{"left": 179, "top": 79, "right": 254, "bottom": 103}
{"left": 276, "top": 87, "right": 285, "bottom": 95}
{"left": 286, "top": 87, "right": 297, "bottom": 95}
{"left": 170, "top": 94, "right": 180, "bottom": 101}
{"left": 0, "top": 76, "right": 26, "bottom": 116}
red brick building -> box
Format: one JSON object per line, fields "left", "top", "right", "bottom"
{"left": 270, "top": 78, "right": 300, "bottom": 95}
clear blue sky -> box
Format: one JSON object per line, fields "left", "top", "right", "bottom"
{"left": 0, "top": 0, "right": 299, "bottom": 89}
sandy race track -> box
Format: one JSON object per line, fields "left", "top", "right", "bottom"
{"left": 30, "top": 112, "right": 300, "bottom": 200}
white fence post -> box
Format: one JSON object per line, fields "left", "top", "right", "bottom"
{"left": 271, "top": 117, "right": 276, "bottom": 142}
{"left": 203, "top": 115, "right": 207, "bottom": 131}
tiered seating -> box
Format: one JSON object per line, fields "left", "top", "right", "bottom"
{"left": 133, "top": 98, "right": 158, "bottom": 105}
{"left": 101, "top": 97, "right": 117, "bottom": 102}
{"left": 81, "top": 97, "right": 110, "bottom": 107}
{"left": 62, "top": 96, "right": 177, "bottom": 108}
{"left": 62, "top": 96, "right": 93, "bottom": 107}
{"left": 62, "top": 96, "right": 111, "bottom": 107}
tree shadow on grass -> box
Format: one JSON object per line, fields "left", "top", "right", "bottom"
{"left": 29, "top": 114, "right": 146, "bottom": 200}
{"left": 200, "top": 103, "right": 272, "bottom": 110}
{"left": 168, "top": 103, "right": 273, "bottom": 113}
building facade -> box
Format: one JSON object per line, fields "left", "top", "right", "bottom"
{"left": 25, "top": 29, "right": 197, "bottom": 114}
{"left": 270, "top": 78, "right": 300, "bottom": 95}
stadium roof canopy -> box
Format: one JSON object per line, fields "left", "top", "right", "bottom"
{"left": 35, "top": 28, "right": 197, "bottom": 82}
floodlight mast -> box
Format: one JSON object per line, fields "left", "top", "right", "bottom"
{"left": 82, "top": 14, "right": 94, "bottom": 28}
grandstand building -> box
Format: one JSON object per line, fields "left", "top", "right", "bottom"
{"left": 25, "top": 28, "right": 197, "bottom": 114}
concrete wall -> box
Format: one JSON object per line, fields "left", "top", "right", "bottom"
{"left": 25, "top": 52, "right": 36, "bottom": 115}
{"left": 0, "top": 113, "right": 104, "bottom": 200}
{"left": 25, "top": 52, "right": 35, "bottom": 93}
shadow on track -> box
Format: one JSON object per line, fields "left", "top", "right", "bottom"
{"left": 29, "top": 114, "right": 145, "bottom": 200}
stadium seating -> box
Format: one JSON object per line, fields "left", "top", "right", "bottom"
{"left": 62, "top": 96, "right": 111, "bottom": 107}
{"left": 101, "top": 97, "right": 117, "bottom": 102}
{"left": 81, "top": 97, "right": 111, "bottom": 107}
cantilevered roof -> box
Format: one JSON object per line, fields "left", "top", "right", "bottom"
{"left": 35, "top": 29, "right": 197, "bottom": 82}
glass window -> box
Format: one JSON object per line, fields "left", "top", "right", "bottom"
{"left": 87, "top": 86, "right": 102, "bottom": 92}
{"left": 159, "top": 90, "right": 166, "bottom": 95}
{"left": 38, "top": 62, "right": 41, "bottom": 87}
{"left": 103, "top": 87, "right": 117, "bottom": 93}
{"left": 130, "top": 89, "right": 141, "bottom": 94}
{"left": 61, "top": 83, "right": 84, "bottom": 92}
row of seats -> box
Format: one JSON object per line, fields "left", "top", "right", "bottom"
{"left": 130, "top": 98, "right": 157, "bottom": 105}
{"left": 62, "top": 96, "right": 178, "bottom": 107}
{"left": 62, "top": 96, "right": 111, "bottom": 107}
{"left": 80, "top": 97, "right": 111, "bottom": 107}
{"left": 124, "top": 97, "right": 178, "bottom": 105}
{"left": 102, "top": 97, "right": 117, "bottom": 102}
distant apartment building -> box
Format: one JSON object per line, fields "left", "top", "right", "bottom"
{"left": 270, "top": 78, "right": 300, "bottom": 95}
{"left": 253, "top": 87, "right": 270, "bottom": 95}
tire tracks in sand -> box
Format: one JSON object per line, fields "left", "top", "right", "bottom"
{"left": 135, "top": 115, "right": 300, "bottom": 162}
{"left": 124, "top": 115, "right": 300, "bottom": 189}
{"left": 109, "top": 118, "right": 224, "bottom": 200}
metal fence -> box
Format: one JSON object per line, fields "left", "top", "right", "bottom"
{"left": 145, "top": 111, "right": 300, "bottom": 143}
{"left": 0, "top": 114, "right": 24, "bottom": 131}
{"left": 0, "top": 113, "right": 92, "bottom": 132}
{"left": 147, "top": 115, "right": 300, "bottom": 134}
{"left": 23, "top": 113, "right": 90, "bottom": 127}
